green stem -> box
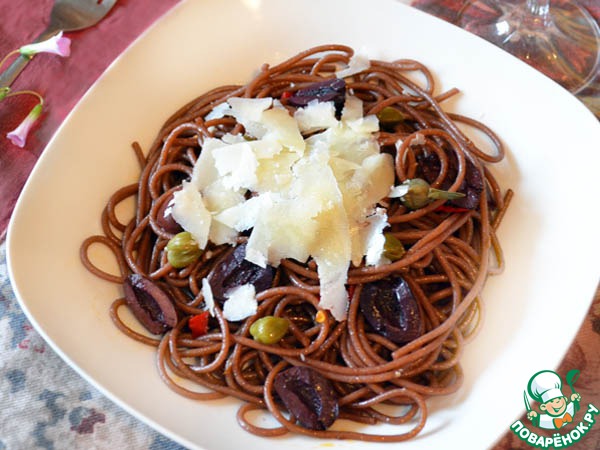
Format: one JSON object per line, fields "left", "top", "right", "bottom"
{"left": 0, "top": 49, "right": 21, "bottom": 71}
{"left": 428, "top": 188, "right": 465, "bottom": 200}
{"left": 5, "top": 89, "right": 44, "bottom": 105}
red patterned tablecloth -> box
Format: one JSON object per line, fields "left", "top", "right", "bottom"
{"left": 0, "top": 0, "right": 181, "bottom": 238}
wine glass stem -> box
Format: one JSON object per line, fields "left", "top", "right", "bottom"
{"left": 526, "top": 0, "right": 551, "bottom": 26}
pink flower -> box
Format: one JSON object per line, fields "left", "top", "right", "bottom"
{"left": 7, "top": 103, "right": 43, "bottom": 148}
{"left": 19, "top": 31, "right": 71, "bottom": 58}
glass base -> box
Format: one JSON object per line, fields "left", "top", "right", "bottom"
{"left": 458, "top": 0, "right": 600, "bottom": 93}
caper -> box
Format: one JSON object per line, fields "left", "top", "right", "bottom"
{"left": 400, "top": 178, "right": 431, "bottom": 209}
{"left": 166, "top": 231, "right": 203, "bottom": 268}
{"left": 250, "top": 316, "right": 290, "bottom": 345}
{"left": 376, "top": 106, "right": 405, "bottom": 126}
{"left": 383, "top": 233, "right": 405, "bottom": 261}
{"left": 400, "top": 178, "right": 465, "bottom": 210}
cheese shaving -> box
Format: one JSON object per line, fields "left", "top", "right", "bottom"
{"left": 336, "top": 53, "right": 370, "bottom": 79}
{"left": 201, "top": 278, "right": 216, "bottom": 317}
{"left": 389, "top": 184, "right": 410, "bottom": 198}
{"left": 363, "top": 208, "right": 390, "bottom": 266}
{"left": 171, "top": 181, "right": 211, "bottom": 249}
{"left": 222, "top": 284, "right": 258, "bottom": 321}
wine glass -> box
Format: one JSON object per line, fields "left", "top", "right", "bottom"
{"left": 457, "top": 0, "right": 600, "bottom": 93}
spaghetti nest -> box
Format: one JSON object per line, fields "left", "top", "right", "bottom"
{"left": 81, "top": 44, "right": 511, "bottom": 442}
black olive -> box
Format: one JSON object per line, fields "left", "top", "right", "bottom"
{"left": 155, "top": 194, "right": 182, "bottom": 234}
{"left": 207, "top": 243, "right": 275, "bottom": 302}
{"left": 286, "top": 78, "right": 346, "bottom": 118}
{"left": 359, "top": 277, "right": 424, "bottom": 344}
{"left": 123, "top": 274, "right": 178, "bottom": 334}
{"left": 273, "top": 366, "right": 339, "bottom": 430}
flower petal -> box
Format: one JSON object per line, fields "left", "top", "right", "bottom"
{"left": 19, "top": 31, "right": 71, "bottom": 58}
{"left": 6, "top": 103, "right": 43, "bottom": 148}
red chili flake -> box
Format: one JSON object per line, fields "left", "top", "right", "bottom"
{"left": 281, "top": 90, "right": 293, "bottom": 100}
{"left": 435, "top": 205, "right": 470, "bottom": 213}
{"left": 189, "top": 311, "right": 210, "bottom": 338}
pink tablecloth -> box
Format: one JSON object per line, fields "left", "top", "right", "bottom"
{"left": 0, "top": 1, "right": 598, "bottom": 449}
{"left": 0, "top": 0, "right": 181, "bottom": 239}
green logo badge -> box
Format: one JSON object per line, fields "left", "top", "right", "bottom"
{"left": 510, "top": 369, "right": 598, "bottom": 448}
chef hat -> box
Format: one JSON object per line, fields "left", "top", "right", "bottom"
{"left": 527, "top": 370, "right": 564, "bottom": 403}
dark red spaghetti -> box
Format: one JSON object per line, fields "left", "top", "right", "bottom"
{"left": 81, "top": 44, "right": 511, "bottom": 442}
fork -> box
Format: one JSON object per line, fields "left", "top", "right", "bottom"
{"left": 0, "top": 0, "right": 118, "bottom": 88}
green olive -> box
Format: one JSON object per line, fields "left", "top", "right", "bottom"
{"left": 383, "top": 233, "right": 405, "bottom": 261}
{"left": 166, "top": 231, "right": 203, "bottom": 268}
{"left": 250, "top": 316, "right": 290, "bottom": 345}
{"left": 400, "top": 178, "right": 465, "bottom": 210}
{"left": 376, "top": 106, "right": 405, "bottom": 126}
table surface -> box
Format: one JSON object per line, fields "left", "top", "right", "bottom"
{"left": 1, "top": 1, "right": 598, "bottom": 449}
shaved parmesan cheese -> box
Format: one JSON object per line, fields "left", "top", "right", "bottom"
{"left": 171, "top": 181, "right": 211, "bottom": 249}
{"left": 329, "top": 157, "right": 361, "bottom": 181}
{"left": 360, "top": 154, "right": 395, "bottom": 205}
{"left": 312, "top": 203, "right": 352, "bottom": 321}
{"left": 254, "top": 150, "right": 299, "bottom": 193}
{"left": 346, "top": 115, "right": 379, "bottom": 134}
{"left": 294, "top": 100, "right": 337, "bottom": 133}
{"left": 246, "top": 199, "right": 317, "bottom": 267}
{"left": 316, "top": 266, "right": 349, "bottom": 321}
{"left": 248, "top": 139, "right": 283, "bottom": 159}
{"left": 174, "top": 91, "right": 399, "bottom": 321}
{"left": 203, "top": 179, "right": 245, "bottom": 245}
{"left": 201, "top": 278, "right": 216, "bottom": 317}
{"left": 208, "top": 221, "right": 238, "bottom": 246}
{"left": 315, "top": 122, "right": 379, "bottom": 164}
{"left": 336, "top": 53, "right": 370, "bottom": 79}
{"left": 205, "top": 102, "right": 230, "bottom": 121}
{"left": 341, "top": 96, "right": 363, "bottom": 121}
{"left": 191, "top": 138, "right": 225, "bottom": 190}
{"left": 228, "top": 97, "right": 272, "bottom": 120}
{"left": 221, "top": 133, "right": 246, "bottom": 144}
{"left": 214, "top": 194, "right": 274, "bottom": 232}
{"left": 363, "top": 208, "right": 390, "bottom": 266}
{"left": 201, "top": 179, "right": 244, "bottom": 212}
{"left": 410, "top": 132, "right": 426, "bottom": 146}
{"left": 225, "top": 97, "right": 273, "bottom": 138}
{"left": 389, "top": 184, "right": 409, "bottom": 198}
{"left": 245, "top": 230, "right": 269, "bottom": 268}
{"left": 261, "top": 108, "right": 305, "bottom": 153}
{"left": 222, "top": 284, "right": 257, "bottom": 321}
{"left": 212, "top": 142, "right": 258, "bottom": 190}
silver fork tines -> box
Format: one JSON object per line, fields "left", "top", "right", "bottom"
{"left": 0, "top": 0, "right": 118, "bottom": 88}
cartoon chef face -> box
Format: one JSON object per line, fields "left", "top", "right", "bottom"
{"left": 540, "top": 395, "right": 568, "bottom": 417}
{"left": 528, "top": 370, "right": 568, "bottom": 416}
